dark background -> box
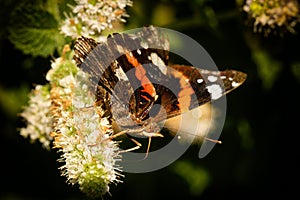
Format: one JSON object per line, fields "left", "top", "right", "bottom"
{"left": 1, "top": 0, "right": 299, "bottom": 199}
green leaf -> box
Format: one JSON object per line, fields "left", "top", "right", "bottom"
{"left": 8, "top": 2, "right": 65, "bottom": 57}
{"left": 44, "top": 0, "right": 61, "bottom": 21}
{"left": 47, "top": 0, "right": 76, "bottom": 21}
{"left": 57, "top": 0, "right": 76, "bottom": 19}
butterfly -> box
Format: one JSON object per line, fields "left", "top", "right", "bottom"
{"left": 73, "top": 26, "right": 247, "bottom": 151}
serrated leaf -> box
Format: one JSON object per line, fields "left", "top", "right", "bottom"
{"left": 8, "top": 3, "right": 65, "bottom": 57}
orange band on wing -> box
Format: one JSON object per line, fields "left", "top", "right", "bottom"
{"left": 171, "top": 70, "right": 194, "bottom": 111}
{"left": 125, "top": 52, "right": 156, "bottom": 98}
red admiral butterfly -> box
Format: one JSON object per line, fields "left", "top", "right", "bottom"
{"left": 73, "top": 26, "right": 247, "bottom": 151}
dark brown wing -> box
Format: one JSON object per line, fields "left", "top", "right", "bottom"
{"left": 151, "top": 65, "right": 247, "bottom": 121}
{"left": 73, "top": 26, "right": 171, "bottom": 126}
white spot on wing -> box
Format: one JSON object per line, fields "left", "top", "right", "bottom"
{"left": 140, "top": 41, "right": 149, "bottom": 49}
{"left": 208, "top": 75, "right": 218, "bottom": 82}
{"left": 115, "top": 67, "right": 128, "bottom": 81}
{"left": 137, "top": 49, "right": 141, "bottom": 55}
{"left": 116, "top": 44, "right": 125, "bottom": 54}
{"left": 197, "top": 78, "right": 203, "bottom": 83}
{"left": 150, "top": 53, "right": 167, "bottom": 75}
{"left": 220, "top": 75, "right": 226, "bottom": 79}
{"left": 232, "top": 81, "right": 240, "bottom": 87}
{"left": 206, "top": 84, "right": 223, "bottom": 100}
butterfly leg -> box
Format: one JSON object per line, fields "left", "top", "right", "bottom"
{"left": 118, "top": 136, "right": 152, "bottom": 160}
{"left": 118, "top": 136, "right": 142, "bottom": 153}
{"left": 114, "top": 130, "right": 148, "bottom": 154}
{"left": 90, "top": 126, "right": 163, "bottom": 156}
{"left": 144, "top": 137, "right": 152, "bottom": 159}
{"left": 86, "top": 129, "right": 129, "bottom": 147}
{"left": 91, "top": 129, "right": 142, "bottom": 152}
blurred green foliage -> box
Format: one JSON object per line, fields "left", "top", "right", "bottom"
{"left": 252, "top": 49, "right": 282, "bottom": 90}
{"left": 8, "top": 1, "right": 66, "bottom": 57}
{"left": 1, "top": 0, "right": 299, "bottom": 199}
{"left": 172, "top": 161, "right": 211, "bottom": 196}
{"left": 0, "top": 84, "right": 29, "bottom": 118}
{"left": 291, "top": 62, "right": 300, "bottom": 82}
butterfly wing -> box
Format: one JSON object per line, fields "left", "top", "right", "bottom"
{"left": 149, "top": 64, "right": 247, "bottom": 122}
{"left": 169, "top": 65, "right": 247, "bottom": 108}
{"left": 73, "top": 26, "right": 170, "bottom": 126}
{"left": 105, "top": 32, "right": 167, "bottom": 121}
{"left": 73, "top": 26, "right": 247, "bottom": 131}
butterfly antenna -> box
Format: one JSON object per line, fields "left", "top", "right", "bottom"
{"left": 164, "top": 125, "right": 222, "bottom": 144}
{"left": 204, "top": 137, "right": 222, "bottom": 144}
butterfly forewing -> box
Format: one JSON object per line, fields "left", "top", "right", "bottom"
{"left": 151, "top": 65, "right": 247, "bottom": 121}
